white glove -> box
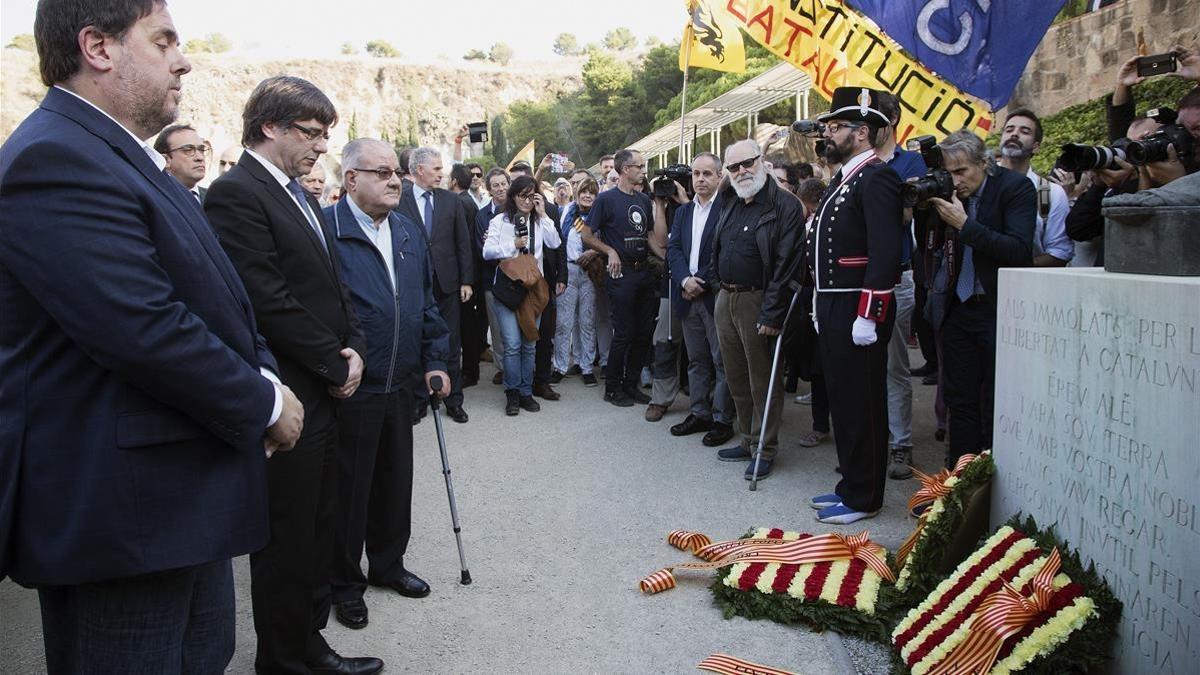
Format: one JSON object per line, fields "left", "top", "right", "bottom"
{"left": 811, "top": 311, "right": 819, "bottom": 334}
{"left": 851, "top": 316, "right": 877, "bottom": 346}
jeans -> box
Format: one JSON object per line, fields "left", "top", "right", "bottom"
{"left": 39, "top": 559, "right": 235, "bottom": 675}
{"left": 886, "top": 270, "right": 915, "bottom": 448}
{"left": 493, "top": 300, "right": 537, "bottom": 396}
{"left": 484, "top": 291, "right": 502, "bottom": 375}
{"left": 553, "top": 263, "right": 597, "bottom": 374}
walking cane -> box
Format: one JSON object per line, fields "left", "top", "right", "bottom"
{"left": 749, "top": 280, "right": 803, "bottom": 492}
{"left": 428, "top": 375, "right": 472, "bottom": 584}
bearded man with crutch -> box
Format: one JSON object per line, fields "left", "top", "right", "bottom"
{"left": 703, "top": 140, "right": 804, "bottom": 481}
{"left": 804, "top": 87, "right": 904, "bottom": 525}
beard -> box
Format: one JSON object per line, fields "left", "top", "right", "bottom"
{"left": 114, "top": 54, "right": 179, "bottom": 138}
{"left": 1000, "top": 140, "right": 1032, "bottom": 160}
{"left": 732, "top": 166, "right": 768, "bottom": 199}
{"left": 822, "top": 136, "right": 855, "bottom": 165}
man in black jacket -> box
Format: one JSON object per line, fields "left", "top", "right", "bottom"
{"left": 803, "top": 88, "right": 902, "bottom": 524}
{"left": 396, "top": 147, "right": 474, "bottom": 423}
{"left": 703, "top": 139, "right": 803, "bottom": 481}
{"left": 206, "top": 76, "right": 380, "bottom": 675}
{"left": 921, "top": 131, "right": 1035, "bottom": 469}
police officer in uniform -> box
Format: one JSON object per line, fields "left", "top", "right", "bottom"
{"left": 582, "top": 148, "right": 657, "bottom": 407}
{"left": 804, "top": 87, "right": 904, "bottom": 525}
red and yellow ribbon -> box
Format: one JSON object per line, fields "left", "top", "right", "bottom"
{"left": 928, "top": 549, "right": 1063, "bottom": 675}
{"left": 895, "top": 454, "right": 979, "bottom": 568}
{"left": 697, "top": 653, "right": 795, "bottom": 675}
{"left": 640, "top": 531, "right": 894, "bottom": 594}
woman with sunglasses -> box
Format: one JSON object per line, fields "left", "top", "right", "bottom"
{"left": 483, "top": 175, "right": 562, "bottom": 415}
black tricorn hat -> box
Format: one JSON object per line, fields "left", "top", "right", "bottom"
{"left": 817, "top": 86, "right": 890, "bottom": 126}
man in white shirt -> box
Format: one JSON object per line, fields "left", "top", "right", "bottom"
{"left": 997, "top": 108, "right": 1074, "bottom": 266}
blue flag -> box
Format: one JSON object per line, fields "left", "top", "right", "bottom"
{"left": 845, "top": 0, "right": 1065, "bottom": 110}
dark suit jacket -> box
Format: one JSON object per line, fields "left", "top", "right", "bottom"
{"left": 0, "top": 87, "right": 277, "bottom": 585}
{"left": 922, "top": 165, "right": 1035, "bottom": 323}
{"left": 206, "top": 152, "right": 365, "bottom": 428}
{"left": 666, "top": 196, "right": 723, "bottom": 317}
{"left": 197, "top": 185, "right": 208, "bottom": 203}
{"left": 396, "top": 185, "right": 474, "bottom": 296}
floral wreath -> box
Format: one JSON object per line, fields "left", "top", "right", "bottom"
{"left": 638, "top": 528, "right": 897, "bottom": 641}
{"left": 891, "top": 515, "right": 1121, "bottom": 674}
{"left": 890, "top": 451, "right": 996, "bottom": 603}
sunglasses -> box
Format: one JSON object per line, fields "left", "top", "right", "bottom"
{"left": 725, "top": 155, "right": 760, "bottom": 172}
{"left": 470, "top": 172, "right": 483, "bottom": 178}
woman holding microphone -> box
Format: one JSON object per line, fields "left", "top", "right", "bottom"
{"left": 483, "top": 175, "right": 562, "bottom": 415}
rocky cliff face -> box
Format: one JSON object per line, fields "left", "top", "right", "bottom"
{"left": 1, "top": 50, "right": 580, "bottom": 178}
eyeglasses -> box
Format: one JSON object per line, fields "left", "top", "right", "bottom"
{"left": 623, "top": 163, "right": 645, "bottom": 170}
{"left": 516, "top": 191, "right": 536, "bottom": 201}
{"left": 289, "top": 122, "right": 330, "bottom": 142}
{"left": 825, "top": 122, "right": 863, "bottom": 135}
{"left": 351, "top": 167, "right": 401, "bottom": 180}
{"left": 166, "top": 144, "right": 210, "bottom": 158}
{"left": 725, "top": 155, "right": 760, "bottom": 172}
{"left": 471, "top": 172, "right": 483, "bottom": 178}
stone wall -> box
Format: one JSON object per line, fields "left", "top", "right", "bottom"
{"left": 1008, "top": 0, "right": 1200, "bottom": 115}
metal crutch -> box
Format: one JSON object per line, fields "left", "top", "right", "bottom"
{"left": 428, "top": 375, "right": 472, "bottom": 584}
{"left": 749, "top": 280, "right": 804, "bottom": 491}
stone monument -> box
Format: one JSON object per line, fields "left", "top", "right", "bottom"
{"left": 992, "top": 266, "right": 1200, "bottom": 675}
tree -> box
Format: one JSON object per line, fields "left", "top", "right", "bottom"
{"left": 463, "top": 48, "right": 489, "bottom": 61}
{"left": 644, "top": 36, "right": 662, "bottom": 48}
{"left": 365, "top": 40, "right": 400, "bottom": 58}
{"left": 552, "top": 33, "right": 579, "bottom": 57}
{"left": 184, "top": 33, "right": 231, "bottom": 54}
{"left": 5, "top": 34, "right": 35, "bottom": 51}
{"left": 603, "top": 27, "right": 636, "bottom": 51}
{"left": 489, "top": 42, "right": 514, "bottom": 66}
{"left": 340, "top": 42, "right": 356, "bottom": 55}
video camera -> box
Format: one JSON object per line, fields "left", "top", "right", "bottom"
{"left": 901, "top": 135, "right": 955, "bottom": 207}
{"left": 1126, "top": 109, "right": 1194, "bottom": 165}
{"left": 791, "top": 120, "right": 826, "bottom": 136}
{"left": 652, "top": 163, "right": 692, "bottom": 199}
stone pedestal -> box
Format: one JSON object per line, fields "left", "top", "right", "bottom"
{"left": 1103, "top": 206, "right": 1200, "bottom": 277}
{"left": 991, "top": 268, "right": 1200, "bottom": 675}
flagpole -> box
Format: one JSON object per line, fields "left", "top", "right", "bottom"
{"left": 679, "top": 28, "right": 692, "bottom": 162}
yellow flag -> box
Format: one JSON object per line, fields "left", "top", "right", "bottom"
{"left": 506, "top": 139, "right": 535, "bottom": 172}
{"left": 680, "top": 0, "right": 745, "bottom": 73}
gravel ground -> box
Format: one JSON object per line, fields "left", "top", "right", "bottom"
{"left": 1, "top": 345, "right": 944, "bottom": 673}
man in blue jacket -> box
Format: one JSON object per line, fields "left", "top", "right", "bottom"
{"left": 0, "top": 1, "right": 302, "bottom": 671}
{"left": 325, "top": 139, "right": 450, "bottom": 631}
{"left": 664, "top": 152, "right": 735, "bottom": 446}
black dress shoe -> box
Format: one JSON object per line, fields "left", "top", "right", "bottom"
{"left": 492, "top": 371, "right": 504, "bottom": 385}
{"left": 702, "top": 421, "right": 735, "bottom": 447}
{"left": 624, "top": 387, "right": 651, "bottom": 405}
{"left": 446, "top": 405, "right": 469, "bottom": 423}
{"left": 532, "top": 382, "right": 560, "bottom": 400}
{"left": 307, "top": 650, "right": 383, "bottom": 675}
{"left": 373, "top": 569, "right": 431, "bottom": 598}
{"left": 412, "top": 406, "right": 427, "bottom": 425}
{"left": 921, "top": 374, "right": 938, "bottom": 386}
{"left": 334, "top": 599, "right": 368, "bottom": 630}
{"left": 910, "top": 362, "right": 937, "bottom": 377}
{"left": 670, "top": 414, "right": 711, "bottom": 437}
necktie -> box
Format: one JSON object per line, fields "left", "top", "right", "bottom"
{"left": 421, "top": 191, "right": 434, "bottom": 236}
{"left": 191, "top": 190, "right": 202, "bottom": 206}
{"left": 286, "top": 179, "right": 328, "bottom": 253}
{"left": 955, "top": 196, "right": 978, "bottom": 302}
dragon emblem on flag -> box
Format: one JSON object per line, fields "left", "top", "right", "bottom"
{"left": 691, "top": 2, "right": 726, "bottom": 62}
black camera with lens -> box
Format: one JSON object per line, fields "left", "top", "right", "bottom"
{"left": 1126, "top": 124, "right": 1194, "bottom": 165}
{"left": 901, "top": 135, "right": 955, "bottom": 207}
{"left": 652, "top": 163, "right": 692, "bottom": 199}
{"left": 1055, "top": 139, "right": 1129, "bottom": 172}
{"left": 791, "top": 119, "right": 826, "bottom": 136}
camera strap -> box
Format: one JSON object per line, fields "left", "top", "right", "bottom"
{"left": 1037, "top": 176, "right": 1051, "bottom": 220}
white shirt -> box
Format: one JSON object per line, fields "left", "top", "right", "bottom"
{"left": 482, "top": 212, "right": 561, "bottom": 270}
{"left": 688, "top": 194, "right": 715, "bottom": 276}
{"left": 244, "top": 147, "right": 327, "bottom": 250}
{"left": 1025, "top": 167, "right": 1073, "bottom": 263}
{"left": 470, "top": 190, "right": 490, "bottom": 209}
{"left": 412, "top": 182, "right": 434, "bottom": 225}
{"left": 346, "top": 195, "right": 396, "bottom": 291}
{"left": 54, "top": 87, "right": 283, "bottom": 426}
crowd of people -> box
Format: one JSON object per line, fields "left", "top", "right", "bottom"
{"left": 2, "top": 1, "right": 1199, "bottom": 673}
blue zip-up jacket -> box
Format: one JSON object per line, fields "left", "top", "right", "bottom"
{"left": 325, "top": 198, "right": 450, "bottom": 394}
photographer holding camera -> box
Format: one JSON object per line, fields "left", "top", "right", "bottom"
{"left": 919, "top": 131, "right": 1035, "bottom": 468}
